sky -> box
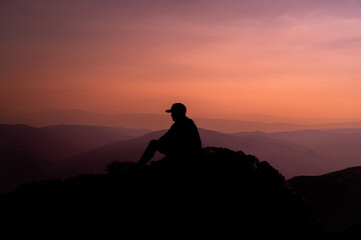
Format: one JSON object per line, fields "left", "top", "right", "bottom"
{"left": 1, "top": 0, "right": 361, "bottom": 123}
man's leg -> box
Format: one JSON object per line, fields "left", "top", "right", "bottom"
{"left": 138, "top": 140, "right": 159, "bottom": 165}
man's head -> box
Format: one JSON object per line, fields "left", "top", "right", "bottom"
{"left": 166, "top": 103, "right": 186, "bottom": 121}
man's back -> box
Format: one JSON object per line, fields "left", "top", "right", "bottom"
{"left": 138, "top": 103, "right": 202, "bottom": 165}
{"left": 159, "top": 116, "right": 201, "bottom": 157}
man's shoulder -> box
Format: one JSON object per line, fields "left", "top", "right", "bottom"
{"left": 188, "top": 117, "right": 198, "bottom": 125}
{"left": 183, "top": 116, "right": 195, "bottom": 124}
{"left": 173, "top": 116, "right": 197, "bottom": 127}
{"left": 185, "top": 116, "right": 192, "bottom": 121}
{"left": 183, "top": 117, "right": 198, "bottom": 129}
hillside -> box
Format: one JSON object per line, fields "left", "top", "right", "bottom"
{"left": 235, "top": 129, "right": 361, "bottom": 177}
{"left": 289, "top": 167, "right": 361, "bottom": 232}
{"left": 42, "top": 124, "right": 150, "bottom": 150}
{"left": 59, "top": 128, "right": 339, "bottom": 178}
{"left": 268, "top": 129, "right": 361, "bottom": 159}
{"left": 0, "top": 147, "right": 323, "bottom": 237}
{"left": 0, "top": 124, "right": 79, "bottom": 192}
{"left": 0, "top": 124, "right": 150, "bottom": 193}
{"left": 0, "top": 124, "right": 79, "bottom": 161}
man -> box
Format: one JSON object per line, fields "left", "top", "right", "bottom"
{"left": 138, "top": 103, "right": 202, "bottom": 165}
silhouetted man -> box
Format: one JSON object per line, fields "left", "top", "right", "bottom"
{"left": 138, "top": 103, "right": 202, "bottom": 165}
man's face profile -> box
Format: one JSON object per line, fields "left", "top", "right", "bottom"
{"left": 171, "top": 111, "right": 184, "bottom": 122}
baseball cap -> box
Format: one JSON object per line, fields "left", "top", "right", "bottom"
{"left": 165, "top": 103, "right": 186, "bottom": 114}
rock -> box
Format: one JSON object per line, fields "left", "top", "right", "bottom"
{"left": 0, "top": 147, "right": 323, "bottom": 237}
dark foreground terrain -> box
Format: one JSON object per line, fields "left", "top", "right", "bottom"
{"left": 1, "top": 147, "right": 323, "bottom": 238}
{"left": 289, "top": 166, "right": 361, "bottom": 232}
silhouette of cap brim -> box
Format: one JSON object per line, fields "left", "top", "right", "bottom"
{"left": 165, "top": 103, "right": 186, "bottom": 114}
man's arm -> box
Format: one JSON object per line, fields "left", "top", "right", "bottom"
{"left": 190, "top": 120, "right": 202, "bottom": 149}
{"left": 159, "top": 123, "right": 176, "bottom": 143}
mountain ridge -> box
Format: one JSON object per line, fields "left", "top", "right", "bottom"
{"left": 3, "top": 123, "right": 361, "bottom": 193}
{"left": 289, "top": 166, "right": 361, "bottom": 232}
{"left": 4, "top": 109, "right": 361, "bottom": 132}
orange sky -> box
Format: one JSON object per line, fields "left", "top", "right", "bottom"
{"left": 1, "top": 0, "right": 361, "bottom": 123}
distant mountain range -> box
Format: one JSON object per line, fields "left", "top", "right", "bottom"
{"left": 2, "top": 123, "right": 361, "bottom": 194}
{"left": 0, "top": 124, "right": 150, "bottom": 192}
{"left": 42, "top": 124, "right": 150, "bottom": 151}
{"left": 3, "top": 109, "right": 361, "bottom": 132}
{"left": 58, "top": 127, "right": 361, "bottom": 179}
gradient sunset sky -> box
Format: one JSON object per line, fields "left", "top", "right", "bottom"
{"left": 1, "top": 0, "right": 361, "bottom": 122}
